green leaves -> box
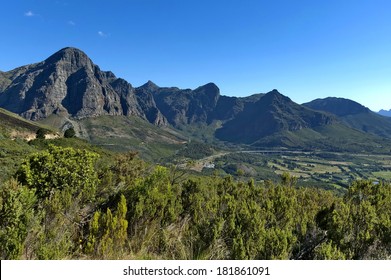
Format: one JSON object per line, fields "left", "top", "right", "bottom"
{"left": 16, "top": 145, "right": 99, "bottom": 202}
{"left": 0, "top": 179, "right": 37, "bottom": 259}
{"left": 317, "top": 180, "right": 391, "bottom": 259}
{"left": 85, "top": 195, "right": 128, "bottom": 259}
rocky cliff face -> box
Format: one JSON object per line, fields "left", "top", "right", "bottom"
{"left": 151, "top": 82, "right": 221, "bottom": 126}
{"left": 0, "top": 47, "right": 166, "bottom": 124}
{"left": 135, "top": 81, "right": 168, "bottom": 126}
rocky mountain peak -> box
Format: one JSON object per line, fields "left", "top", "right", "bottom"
{"left": 0, "top": 47, "right": 134, "bottom": 120}
{"left": 193, "top": 82, "right": 220, "bottom": 105}
{"left": 48, "top": 47, "right": 89, "bottom": 60}
{"left": 195, "top": 82, "right": 219, "bottom": 92}
{"left": 44, "top": 47, "right": 93, "bottom": 69}
{"left": 139, "top": 80, "right": 160, "bottom": 92}
{"left": 264, "top": 89, "right": 284, "bottom": 98}
{"left": 261, "top": 89, "right": 292, "bottom": 106}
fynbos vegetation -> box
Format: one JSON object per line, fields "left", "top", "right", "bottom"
{"left": 1, "top": 145, "right": 391, "bottom": 260}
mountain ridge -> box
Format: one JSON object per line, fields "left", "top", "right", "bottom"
{"left": 303, "top": 97, "right": 391, "bottom": 138}
{"left": 378, "top": 109, "right": 391, "bottom": 117}
{"left": 1, "top": 47, "right": 391, "bottom": 152}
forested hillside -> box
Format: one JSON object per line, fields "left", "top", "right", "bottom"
{"left": 1, "top": 143, "right": 390, "bottom": 260}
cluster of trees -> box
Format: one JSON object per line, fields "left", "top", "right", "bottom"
{"left": 176, "top": 142, "right": 214, "bottom": 160}
{"left": 36, "top": 127, "right": 75, "bottom": 139}
{"left": 1, "top": 145, "right": 391, "bottom": 259}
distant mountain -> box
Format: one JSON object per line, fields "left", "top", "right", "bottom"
{"left": 216, "top": 90, "right": 335, "bottom": 144}
{"left": 1, "top": 47, "right": 391, "bottom": 153}
{"left": 378, "top": 109, "right": 391, "bottom": 117}
{"left": 303, "top": 97, "right": 391, "bottom": 138}
{"left": 303, "top": 97, "right": 370, "bottom": 116}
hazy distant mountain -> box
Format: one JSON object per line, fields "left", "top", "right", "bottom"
{"left": 303, "top": 97, "right": 370, "bottom": 116}
{"left": 1, "top": 47, "right": 391, "bottom": 151}
{"left": 378, "top": 109, "right": 391, "bottom": 117}
{"left": 303, "top": 97, "right": 391, "bottom": 138}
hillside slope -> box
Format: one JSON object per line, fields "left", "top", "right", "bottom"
{"left": 303, "top": 97, "right": 391, "bottom": 138}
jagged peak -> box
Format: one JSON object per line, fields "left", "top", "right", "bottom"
{"left": 51, "top": 47, "right": 88, "bottom": 57}
{"left": 195, "top": 82, "right": 218, "bottom": 90}
{"left": 262, "top": 89, "right": 292, "bottom": 104}
{"left": 267, "top": 89, "right": 284, "bottom": 96}
{"left": 139, "top": 80, "right": 159, "bottom": 91}
{"left": 378, "top": 109, "right": 391, "bottom": 117}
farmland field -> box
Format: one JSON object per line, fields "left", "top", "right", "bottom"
{"left": 189, "top": 149, "right": 391, "bottom": 192}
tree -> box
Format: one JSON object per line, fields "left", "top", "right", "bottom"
{"left": 16, "top": 145, "right": 100, "bottom": 202}
{"left": 317, "top": 181, "right": 391, "bottom": 259}
{"left": 14, "top": 145, "right": 101, "bottom": 259}
{"left": 64, "top": 127, "right": 76, "bottom": 138}
{"left": 36, "top": 128, "right": 48, "bottom": 139}
{"left": 85, "top": 194, "right": 128, "bottom": 259}
{"left": 0, "top": 179, "right": 38, "bottom": 259}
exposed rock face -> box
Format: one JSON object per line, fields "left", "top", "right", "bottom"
{"left": 152, "top": 82, "right": 221, "bottom": 126}
{"left": 0, "top": 47, "right": 160, "bottom": 122}
{"left": 0, "top": 71, "right": 12, "bottom": 92}
{"left": 135, "top": 81, "right": 167, "bottom": 126}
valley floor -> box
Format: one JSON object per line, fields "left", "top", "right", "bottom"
{"left": 188, "top": 149, "right": 391, "bottom": 192}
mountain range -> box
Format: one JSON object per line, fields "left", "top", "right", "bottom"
{"left": 1, "top": 47, "right": 391, "bottom": 154}
{"left": 378, "top": 109, "right": 391, "bottom": 117}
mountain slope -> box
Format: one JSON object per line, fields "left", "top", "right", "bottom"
{"left": 0, "top": 47, "right": 166, "bottom": 125}
{"left": 303, "top": 97, "right": 391, "bottom": 138}
{"left": 216, "top": 90, "right": 335, "bottom": 144}
{"left": 150, "top": 82, "right": 220, "bottom": 127}
{"left": 0, "top": 107, "right": 55, "bottom": 139}
{"left": 79, "top": 115, "right": 186, "bottom": 160}
{"left": 0, "top": 71, "right": 12, "bottom": 92}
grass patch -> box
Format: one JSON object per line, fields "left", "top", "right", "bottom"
{"left": 372, "top": 171, "right": 391, "bottom": 181}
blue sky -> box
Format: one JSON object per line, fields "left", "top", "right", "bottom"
{"left": 1, "top": 0, "right": 391, "bottom": 110}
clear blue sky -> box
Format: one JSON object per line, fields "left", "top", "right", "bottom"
{"left": 1, "top": 0, "right": 391, "bottom": 110}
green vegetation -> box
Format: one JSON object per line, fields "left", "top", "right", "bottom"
{"left": 80, "top": 115, "right": 185, "bottom": 161}
{"left": 35, "top": 128, "right": 49, "bottom": 139}
{"left": 207, "top": 150, "right": 391, "bottom": 192}
{"left": 64, "top": 127, "right": 76, "bottom": 138}
{"left": 1, "top": 107, "right": 391, "bottom": 260}
{"left": 0, "top": 108, "right": 55, "bottom": 138}
{"left": 176, "top": 141, "right": 215, "bottom": 160}
{"left": 1, "top": 144, "right": 391, "bottom": 260}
